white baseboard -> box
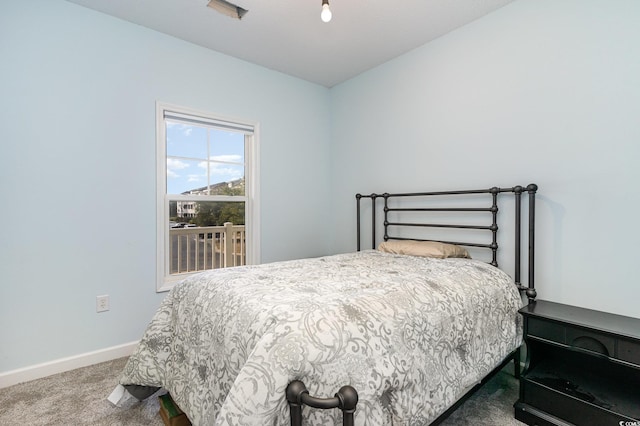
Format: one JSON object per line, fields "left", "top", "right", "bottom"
{"left": 0, "top": 341, "right": 139, "bottom": 389}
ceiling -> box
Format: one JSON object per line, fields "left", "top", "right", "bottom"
{"left": 65, "top": 0, "right": 515, "bottom": 87}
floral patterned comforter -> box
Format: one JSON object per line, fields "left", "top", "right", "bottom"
{"left": 119, "top": 250, "right": 523, "bottom": 425}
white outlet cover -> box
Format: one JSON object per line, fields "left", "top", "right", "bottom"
{"left": 96, "top": 295, "right": 110, "bottom": 312}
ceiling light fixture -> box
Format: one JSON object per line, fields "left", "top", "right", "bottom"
{"left": 321, "top": 0, "right": 332, "bottom": 23}
{"left": 207, "top": 0, "right": 248, "bottom": 20}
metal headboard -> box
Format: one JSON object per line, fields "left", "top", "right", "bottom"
{"left": 356, "top": 184, "right": 538, "bottom": 303}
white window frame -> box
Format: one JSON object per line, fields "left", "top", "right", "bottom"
{"left": 156, "top": 102, "right": 260, "bottom": 292}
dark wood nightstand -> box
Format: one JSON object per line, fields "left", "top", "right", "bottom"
{"left": 514, "top": 300, "right": 640, "bottom": 426}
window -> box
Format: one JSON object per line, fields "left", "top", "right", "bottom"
{"left": 156, "top": 103, "right": 259, "bottom": 291}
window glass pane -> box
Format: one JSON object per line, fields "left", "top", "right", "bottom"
{"left": 166, "top": 122, "right": 207, "bottom": 159}
{"left": 168, "top": 200, "right": 246, "bottom": 274}
{"left": 210, "top": 129, "right": 245, "bottom": 164}
{"left": 209, "top": 163, "right": 245, "bottom": 195}
{"left": 166, "top": 159, "right": 208, "bottom": 195}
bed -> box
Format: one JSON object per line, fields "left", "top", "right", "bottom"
{"left": 112, "top": 184, "right": 538, "bottom": 425}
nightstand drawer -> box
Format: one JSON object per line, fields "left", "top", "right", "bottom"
{"left": 619, "top": 338, "right": 640, "bottom": 367}
{"left": 528, "top": 318, "right": 565, "bottom": 343}
{"left": 566, "top": 327, "right": 615, "bottom": 357}
{"left": 527, "top": 318, "right": 616, "bottom": 357}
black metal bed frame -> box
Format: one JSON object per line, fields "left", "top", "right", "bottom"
{"left": 287, "top": 184, "right": 538, "bottom": 425}
{"left": 286, "top": 380, "right": 359, "bottom": 426}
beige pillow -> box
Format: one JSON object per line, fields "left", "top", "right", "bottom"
{"left": 378, "top": 240, "right": 471, "bottom": 259}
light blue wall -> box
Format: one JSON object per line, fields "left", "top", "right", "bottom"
{"left": 330, "top": 0, "right": 640, "bottom": 318}
{"left": 0, "top": 0, "right": 331, "bottom": 372}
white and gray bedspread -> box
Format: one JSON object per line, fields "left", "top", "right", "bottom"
{"left": 119, "top": 250, "right": 523, "bottom": 425}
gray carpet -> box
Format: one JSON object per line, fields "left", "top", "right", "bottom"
{"left": 0, "top": 357, "right": 524, "bottom": 425}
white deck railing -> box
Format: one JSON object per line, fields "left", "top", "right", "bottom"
{"left": 169, "top": 222, "right": 246, "bottom": 275}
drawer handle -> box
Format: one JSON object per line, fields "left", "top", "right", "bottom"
{"left": 570, "top": 336, "right": 609, "bottom": 356}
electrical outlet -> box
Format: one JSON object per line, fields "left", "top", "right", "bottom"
{"left": 96, "top": 295, "right": 110, "bottom": 313}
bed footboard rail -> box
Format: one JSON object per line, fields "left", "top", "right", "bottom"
{"left": 286, "top": 380, "right": 359, "bottom": 426}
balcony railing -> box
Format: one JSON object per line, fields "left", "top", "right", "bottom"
{"left": 169, "top": 222, "right": 246, "bottom": 275}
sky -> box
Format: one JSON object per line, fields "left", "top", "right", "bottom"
{"left": 166, "top": 121, "right": 245, "bottom": 195}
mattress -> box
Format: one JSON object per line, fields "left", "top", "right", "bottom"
{"left": 118, "top": 250, "right": 523, "bottom": 425}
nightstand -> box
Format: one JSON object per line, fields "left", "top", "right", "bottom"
{"left": 514, "top": 300, "right": 640, "bottom": 425}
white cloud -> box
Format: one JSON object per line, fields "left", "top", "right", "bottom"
{"left": 166, "top": 158, "right": 189, "bottom": 178}
{"left": 210, "top": 154, "right": 242, "bottom": 163}
{"left": 197, "top": 160, "right": 243, "bottom": 178}
{"left": 212, "top": 166, "right": 243, "bottom": 178}
{"left": 167, "top": 158, "right": 189, "bottom": 170}
{"left": 166, "top": 122, "right": 194, "bottom": 137}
